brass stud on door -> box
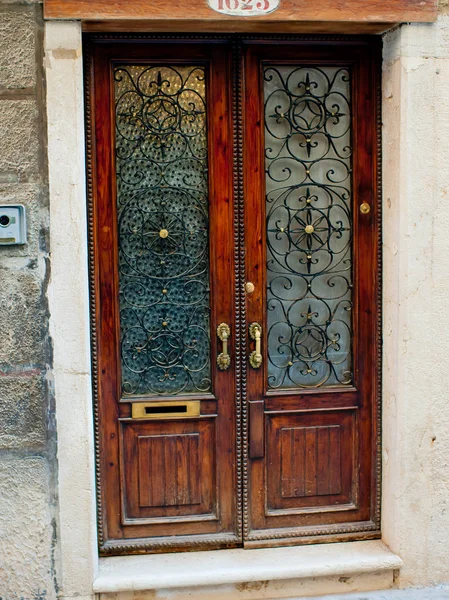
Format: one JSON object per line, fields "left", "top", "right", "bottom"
{"left": 360, "top": 202, "right": 371, "bottom": 215}
{"left": 245, "top": 282, "right": 255, "bottom": 294}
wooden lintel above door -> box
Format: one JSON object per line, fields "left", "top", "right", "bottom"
{"left": 44, "top": 0, "right": 436, "bottom": 34}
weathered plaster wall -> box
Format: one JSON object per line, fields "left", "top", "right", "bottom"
{"left": 382, "top": 9, "right": 449, "bottom": 589}
{"left": 0, "top": 2, "right": 57, "bottom": 599}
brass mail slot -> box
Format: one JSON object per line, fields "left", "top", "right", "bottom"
{"left": 131, "top": 400, "right": 201, "bottom": 420}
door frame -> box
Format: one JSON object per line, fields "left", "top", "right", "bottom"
{"left": 83, "top": 32, "right": 382, "bottom": 556}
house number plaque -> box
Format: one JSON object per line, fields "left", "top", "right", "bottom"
{"left": 208, "top": 0, "right": 280, "bottom": 16}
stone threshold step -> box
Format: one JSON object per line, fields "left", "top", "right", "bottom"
{"left": 94, "top": 540, "right": 402, "bottom": 593}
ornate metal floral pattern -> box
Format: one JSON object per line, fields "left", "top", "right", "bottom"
{"left": 264, "top": 66, "right": 353, "bottom": 389}
{"left": 114, "top": 65, "right": 211, "bottom": 396}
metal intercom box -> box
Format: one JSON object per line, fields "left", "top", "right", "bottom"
{"left": 0, "top": 204, "right": 27, "bottom": 245}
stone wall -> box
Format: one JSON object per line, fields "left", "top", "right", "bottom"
{"left": 0, "top": 2, "right": 57, "bottom": 599}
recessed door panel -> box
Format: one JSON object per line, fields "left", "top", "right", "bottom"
{"left": 121, "top": 418, "right": 217, "bottom": 523}
{"left": 265, "top": 411, "right": 356, "bottom": 514}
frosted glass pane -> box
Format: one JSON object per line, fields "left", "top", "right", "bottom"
{"left": 264, "top": 66, "right": 353, "bottom": 389}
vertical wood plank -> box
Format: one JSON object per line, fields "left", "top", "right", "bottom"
{"left": 329, "top": 425, "right": 342, "bottom": 495}
{"left": 304, "top": 427, "right": 317, "bottom": 497}
{"left": 176, "top": 435, "right": 189, "bottom": 506}
{"left": 316, "top": 426, "right": 330, "bottom": 496}
{"left": 188, "top": 434, "right": 201, "bottom": 505}
{"left": 280, "top": 428, "right": 293, "bottom": 498}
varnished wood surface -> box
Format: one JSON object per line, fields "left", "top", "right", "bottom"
{"left": 89, "top": 39, "right": 239, "bottom": 552}
{"left": 243, "top": 39, "right": 381, "bottom": 539}
{"left": 82, "top": 21, "right": 396, "bottom": 35}
{"left": 87, "top": 35, "right": 382, "bottom": 554}
{"left": 46, "top": 0, "right": 436, "bottom": 24}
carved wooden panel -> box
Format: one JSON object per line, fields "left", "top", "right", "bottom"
{"left": 121, "top": 418, "right": 216, "bottom": 523}
{"left": 138, "top": 433, "right": 201, "bottom": 508}
{"left": 280, "top": 425, "right": 341, "bottom": 499}
{"left": 266, "top": 411, "right": 355, "bottom": 514}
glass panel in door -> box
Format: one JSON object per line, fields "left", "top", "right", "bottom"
{"left": 114, "top": 65, "right": 212, "bottom": 397}
{"left": 264, "top": 65, "right": 353, "bottom": 389}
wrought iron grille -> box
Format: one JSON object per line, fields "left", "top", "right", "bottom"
{"left": 264, "top": 66, "right": 353, "bottom": 389}
{"left": 114, "top": 65, "right": 211, "bottom": 396}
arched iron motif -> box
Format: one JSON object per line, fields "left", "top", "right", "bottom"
{"left": 264, "top": 66, "right": 353, "bottom": 389}
{"left": 114, "top": 65, "right": 211, "bottom": 396}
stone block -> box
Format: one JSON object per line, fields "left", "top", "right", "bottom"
{"left": 0, "top": 268, "right": 48, "bottom": 365}
{"left": 0, "top": 374, "right": 47, "bottom": 449}
{"left": 440, "top": 0, "right": 449, "bottom": 14}
{"left": 0, "top": 7, "right": 36, "bottom": 90}
{"left": 0, "top": 0, "right": 40, "bottom": 4}
{"left": 0, "top": 99, "right": 39, "bottom": 182}
{"left": 0, "top": 455, "right": 56, "bottom": 599}
{"left": 45, "top": 20, "right": 82, "bottom": 52}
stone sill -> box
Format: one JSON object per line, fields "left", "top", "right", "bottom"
{"left": 93, "top": 540, "right": 402, "bottom": 593}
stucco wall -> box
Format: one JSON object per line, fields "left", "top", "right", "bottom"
{"left": 0, "top": 2, "right": 57, "bottom": 599}
{"left": 382, "top": 9, "right": 449, "bottom": 588}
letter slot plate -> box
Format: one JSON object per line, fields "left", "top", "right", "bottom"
{"left": 131, "top": 400, "right": 200, "bottom": 420}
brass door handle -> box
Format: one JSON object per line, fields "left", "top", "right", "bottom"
{"left": 217, "top": 323, "right": 231, "bottom": 371}
{"left": 249, "top": 322, "right": 263, "bottom": 369}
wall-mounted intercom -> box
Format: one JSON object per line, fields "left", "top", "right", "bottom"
{"left": 0, "top": 204, "right": 26, "bottom": 245}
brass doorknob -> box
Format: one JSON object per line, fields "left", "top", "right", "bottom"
{"left": 360, "top": 202, "right": 371, "bottom": 215}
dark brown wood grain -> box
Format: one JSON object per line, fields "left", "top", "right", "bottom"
{"left": 249, "top": 400, "right": 264, "bottom": 459}
{"left": 242, "top": 39, "right": 381, "bottom": 544}
{"left": 87, "top": 35, "right": 382, "bottom": 555}
{"left": 88, "top": 39, "right": 239, "bottom": 552}
{"left": 122, "top": 420, "right": 216, "bottom": 522}
{"left": 82, "top": 21, "right": 396, "bottom": 35}
{"left": 45, "top": 0, "right": 436, "bottom": 25}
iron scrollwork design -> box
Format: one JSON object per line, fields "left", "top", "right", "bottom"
{"left": 114, "top": 65, "right": 211, "bottom": 396}
{"left": 264, "top": 66, "right": 353, "bottom": 389}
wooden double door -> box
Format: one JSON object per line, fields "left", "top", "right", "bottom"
{"left": 87, "top": 35, "right": 381, "bottom": 555}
